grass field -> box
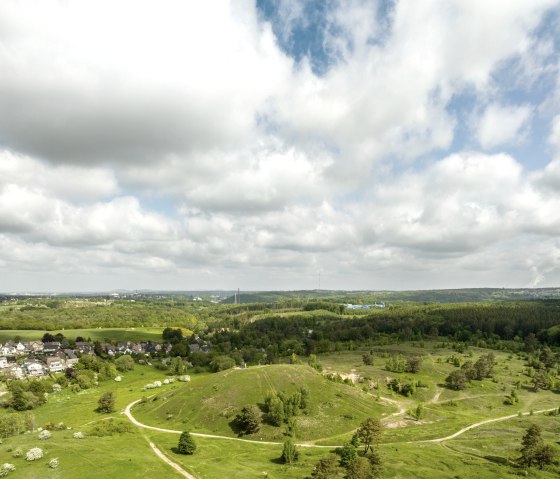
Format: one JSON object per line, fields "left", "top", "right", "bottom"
{"left": 0, "top": 365, "right": 185, "bottom": 478}
{"left": 0, "top": 341, "right": 558, "bottom": 478}
{"left": 0, "top": 327, "right": 165, "bottom": 343}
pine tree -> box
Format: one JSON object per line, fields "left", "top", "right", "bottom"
{"left": 177, "top": 431, "right": 197, "bottom": 455}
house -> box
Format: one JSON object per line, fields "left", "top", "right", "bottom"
{"left": 28, "top": 341, "right": 44, "bottom": 352}
{"left": 63, "top": 349, "right": 77, "bottom": 360}
{"left": 129, "top": 342, "right": 144, "bottom": 353}
{"left": 0, "top": 344, "right": 16, "bottom": 356}
{"left": 42, "top": 342, "right": 61, "bottom": 353}
{"left": 144, "top": 343, "right": 160, "bottom": 354}
{"left": 65, "top": 358, "right": 79, "bottom": 368}
{"left": 101, "top": 343, "right": 116, "bottom": 356}
{"left": 26, "top": 362, "right": 44, "bottom": 377}
{"left": 15, "top": 342, "right": 27, "bottom": 354}
{"left": 0, "top": 357, "right": 8, "bottom": 369}
{"left": 46, "top": 357, "right": 64, "bottom": 373}
{"left": 188, "top": 343, "right": 200, "bottom": 352}
{"left": 75, "top": 342, "right": 93, "bottom": 354}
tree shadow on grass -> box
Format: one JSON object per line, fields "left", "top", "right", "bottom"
{"left": 483, "top": 455, "right": 511, "bottom": 466}
{"left": 228, "top": 417, "right": 243, "bottom": 436}
{"left": 269, "top": 457, "right": 284, "bottom": 465}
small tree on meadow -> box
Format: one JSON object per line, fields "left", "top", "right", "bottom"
{"left": 445, "top": 370, "right": 468, "bottom": 390}
{"left": 338, "top": 441, "right": 358, "bottom": 467}
{"left": 345, "top": 456, "right": 373, "bottom": 479}
{"left": 405, "top": 356, "right": 422, "bottom": 373}
{"left": 519, "top": 424, "right": 555, "bottom": 469}
{"left": 97, "top": 391, "right": 115, "bottom": 413}
{"left": 177, "top": 431, "right": 197, "bottom": 455}
{"left": 311, "top": 455, "right": 340, "bottom": 479}
{"left": 237, "top": 405, "right": 261, "bottom": 435}
{"left": 267, "top": 396, "right": 285, "bottom": 426}
{"left": 115, "top": 355, "right": 135, "bottom": 372}
{"left": 356, "top": 417, "right": 383, "bottom": 455}
{"left": 280, "top": 438, "right": 299, "bottom": 464}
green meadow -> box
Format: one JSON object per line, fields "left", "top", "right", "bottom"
{"left": 0, "top": 336, "right": 558, "bottom": 477}
{"left": 0, "top": 327, "right": 165, "bottom": 343}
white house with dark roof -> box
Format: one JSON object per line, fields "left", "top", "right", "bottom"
{"left": 46, "top": 357, "right": 64, "bottom": 373}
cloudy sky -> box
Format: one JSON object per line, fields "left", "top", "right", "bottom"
{"left": 1, "top": 0, "right": 560, "bottom": 292}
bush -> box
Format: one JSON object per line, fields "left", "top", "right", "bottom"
{"left": 38, "top": 430, "right": 52, "bottom": 440}
{"left": 49, "top": 458, "right": 59, "bottom": 469}
{"left": 25, "top": 448, "right": 43, "bottom": 461}
{"left": 0, "top": 464, "right": 15, "bottom": 477}
{"left": 73, "top": 431, "right": 84, "bottom": 439}
{"left": 88, "top": 419, "right": 132, "bottom": 437}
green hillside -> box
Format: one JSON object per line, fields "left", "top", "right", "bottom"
{"left": 134, "top": 364, "right": 393, "bottom": 441}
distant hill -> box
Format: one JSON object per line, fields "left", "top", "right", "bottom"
{"left": 220, "top": 288, "right": 560, "bottom": 304}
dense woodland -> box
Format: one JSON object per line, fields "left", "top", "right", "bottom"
{"left": 2, "top": 295, "right": 560, "bottom": 357}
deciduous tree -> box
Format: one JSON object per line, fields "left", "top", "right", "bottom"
{"left": 97, "top": 391, "right": 115, "bottom": 413}
{"left": 356, "top": 417, "right": 382, "bottom": 455}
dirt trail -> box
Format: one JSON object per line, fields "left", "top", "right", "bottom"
{"left": 124, "top": 400, "right": 336, "bottom": 448}
{"left": 428, "top": 389, "right": 442, "bottom": 404}
{"left": 124, "top": 399, "right": 558, "bottom": 450}
{"left": 411, "top": 408, "right": 557, "bottom": 444}
{"left": 147, "top": 440, "right": 197, "bottom": 479}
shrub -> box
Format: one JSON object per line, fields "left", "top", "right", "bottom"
{"left": 38, "top": 430, "right": 51, "bottom": 440}
{"left": 49, "top": 458, "right": 59, "bottom": 469}
{"left": 0, "top": 463, "right": 15, "bottom": 477}
{"left": 88, "top": 419, "right": 132, "bottom": 437}
{"left": 11, "top": 449, "right": 21, "bottom": 458}
{"left": 73, "top": 431, "right": 84, "bottom": 439}
{"left": 280, "top": 439, "right": 299, "bottom": 464}
{"left": 25, "top": 448, "right": 43, "bottom": 461}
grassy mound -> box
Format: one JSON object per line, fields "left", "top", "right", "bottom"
{"left": 134, "top": 364, "right": 391, "bottom": 441}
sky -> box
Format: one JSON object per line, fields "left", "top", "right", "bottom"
{"left": 1, "top": 0, "right": 560, "bottom": 292}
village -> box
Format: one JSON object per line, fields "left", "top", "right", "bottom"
{"left": 0, "top": 337, "right": 182, "bottom": 379}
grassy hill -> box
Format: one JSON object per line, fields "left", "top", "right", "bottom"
{"left": 134, "top": 364, "right": 393, "bottom": 441}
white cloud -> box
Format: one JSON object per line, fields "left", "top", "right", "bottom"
{"left": 0, "top": 1, "right": 559, "bottom": 291}
{"left": 475, "top": 103, "right": 533, "bottom": 149}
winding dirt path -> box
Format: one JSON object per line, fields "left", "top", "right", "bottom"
{"left": 147, "top": 440, "right": 197, "bottom": 479}
{"left": 411, "top": 408, "right": 557, "bottom": 444}
{"left": 124, "top": 399, "right": 558, "bottom": 451}
{"left": 124, "top": 399, "right": 337, "bottom": 448}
